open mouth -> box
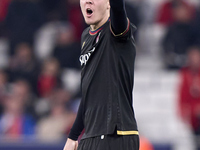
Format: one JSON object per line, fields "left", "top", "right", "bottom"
{"left": 86, "top": 8, "right": 93, "bottom": 15}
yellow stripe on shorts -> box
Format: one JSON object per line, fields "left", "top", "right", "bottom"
{"left": 117, "top": 130, "right": 139, "bottom": 135}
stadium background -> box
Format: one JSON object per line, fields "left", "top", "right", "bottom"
{"left": 0, "top": 0, "right": 200, "bottom": 150}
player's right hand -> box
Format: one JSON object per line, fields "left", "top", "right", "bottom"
{"left": 63, "top": 138, "right": 78, "bottom": 150}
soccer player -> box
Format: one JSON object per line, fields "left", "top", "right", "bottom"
{"left": 63, "top": 0, "right": 139, "bottom": 149}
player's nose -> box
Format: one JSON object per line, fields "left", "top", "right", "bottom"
{"left": 85, "top": 0, "right": 93, "bottom": 4}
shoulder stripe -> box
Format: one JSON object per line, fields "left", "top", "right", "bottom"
{"left": 110, "top": 18, "right": 130, "bottom": 37}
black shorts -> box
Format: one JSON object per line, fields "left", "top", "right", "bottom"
{"left": 78, "top": 133, "right": 139, "bottom": 150}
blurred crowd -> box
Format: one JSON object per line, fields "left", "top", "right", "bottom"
{"left": 0, "top": 0, "right": 200, "bottom": 149}
{"left": 0, "top": 0, "right": 83, "bottom": 141}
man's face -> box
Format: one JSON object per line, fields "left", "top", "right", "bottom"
{"left": 80, "top": 0, "right": 110, "bottom": 27}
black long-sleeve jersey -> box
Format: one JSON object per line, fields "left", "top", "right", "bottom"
{"left": 69, "top": 0, "right": 138, "bottom": 141}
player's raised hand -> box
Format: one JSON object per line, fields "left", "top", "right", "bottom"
{"left": 63, "top": 138, "right": 78, "bottom": 150}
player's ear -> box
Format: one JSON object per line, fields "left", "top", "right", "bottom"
{"left": 107, "top": 0, "right": 110, "bottom": 9}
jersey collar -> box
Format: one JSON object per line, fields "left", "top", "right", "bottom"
{"left": 89, "top": 18, "right": 110, "bottom": 35}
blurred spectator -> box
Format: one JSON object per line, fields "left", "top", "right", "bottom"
{"left": 157, "top": 0, "right": 194, "bottom": 26}
{"left": 178, "top": 46, "right": 200, "bottom": 149}
{"left": 0, "top": 80, "right": 36, "bottom": 138}
{"left": 12, "top": 80, "right": 37, "bottom": 120}
{"left": 162, "top": 3, "right": 195, "bottom": 69}
{"left": 39, "top": 0, "right": 67, "bottom": 22}
{"left": 0, "top": 0, "right": 11, "bottom": 37}
{"left": 8, "top": 42, "right": 39, "bottom": 94}
{"left": 0, "top": 69, "right": 9, "bottom": 115}
{"left": 37, "top": 57, "right": 61, "bottom": 98}
{"left": 125, "top": 1, "right": 140, "bottom": 28}
{"left": 5, "top": 0, "right": 44, "bottom": 55}
{"left": 34, "top": 21, "right": 61, "bottom": 60}
{"left": 192, "top": 5, "right": 200, "bottom": 46}
{"left": 34, "top": 21, "right": 77, "bottom": 60}
{"left": 0, "top": 0, "right": 11, "bottom": 22}
{"left": 36, "top": 88, "right": 75, "bottom": 141}
{"left": 52, "top": 23, "right": 80, "bottom": 70}
{"left": 66, "top": 0, "right": 85, "bottom": 41}
{"left": 136, "top": 0, "right": 157, "bottom": 24}
{"left": 140, "top": 136, "right": 154, "bottom": 150}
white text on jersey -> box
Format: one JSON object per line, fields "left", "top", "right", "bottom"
{"left": 79, "top": 47, "right": 96, "bottom": 66}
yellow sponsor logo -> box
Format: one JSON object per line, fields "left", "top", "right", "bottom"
{"left": 82, "top": 41, "right": 85, "bottom": 49}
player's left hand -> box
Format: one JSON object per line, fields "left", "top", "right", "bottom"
{"left": 63, "top": 138, "right": 78, "bottom": 150}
